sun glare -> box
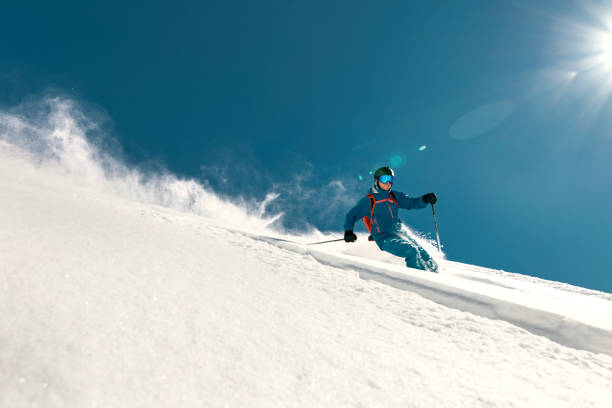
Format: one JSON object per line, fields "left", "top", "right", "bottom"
{"left": 595, "top": 31, "right": 612, "bottom": 70}
{"left": 602, "top": 33, "right": 612, "bottom": 70}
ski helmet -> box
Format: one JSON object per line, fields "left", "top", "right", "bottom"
{"left": 373, "top": 166, "right": 394, "bottom": 181}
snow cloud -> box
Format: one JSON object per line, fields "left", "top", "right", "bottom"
{"left": 0, "top": 96, "right": 282, "bottom": 233}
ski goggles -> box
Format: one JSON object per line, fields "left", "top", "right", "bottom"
{"left": 378, "top": 175, "right": 394, "bottom": 184}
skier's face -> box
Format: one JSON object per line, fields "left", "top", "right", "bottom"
{"left": 377, "top": 180, "right": 392, "bottom": 191}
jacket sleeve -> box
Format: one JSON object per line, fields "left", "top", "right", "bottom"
{"left": 343, "top": 196, "right": 371, "bottom": 231}
{"left": 394, "top": 191, "right": 428, "bottom": 210}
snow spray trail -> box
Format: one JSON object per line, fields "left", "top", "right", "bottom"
{"left": 237, "top": 231, "right": 612, "bottom": 357}
{"left": 0, "top": 97, "right": 281, "bottom": 233}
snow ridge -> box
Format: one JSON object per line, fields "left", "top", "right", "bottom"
{"left": 234, "top": 232, "right": 612, "bottom": 357}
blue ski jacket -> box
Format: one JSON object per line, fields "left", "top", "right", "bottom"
{"left": 343, "top": 186, "right": 428, "bottom": 246}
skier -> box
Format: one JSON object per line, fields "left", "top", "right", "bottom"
{"left": 343, "top": 166, "right": 439, "bottom": 272}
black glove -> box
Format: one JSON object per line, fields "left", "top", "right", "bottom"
{"left": 344, "top": 230, "right": 357, "bottom": 243}
{"left": 422, "top": 192, "right": 437, "bottom": 204}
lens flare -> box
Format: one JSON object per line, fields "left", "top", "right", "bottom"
{"left": 450, "top": 101, "right": 515, "bottom": 140}
{"left": 389, "top": 152, "right": 407, "bottom": 168}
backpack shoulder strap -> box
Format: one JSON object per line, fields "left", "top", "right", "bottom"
{"left": 362, "top": 193, "right": 376, "bottom": 236}
{"left": 366, "top": 193, "right": 376, "bottom": 215}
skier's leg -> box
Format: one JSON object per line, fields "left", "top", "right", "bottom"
{"left": 414, "top": 244, "right": 438, "bottom": 273}
{"left": 379, "top": 236, "right": 437, "bottom": 272}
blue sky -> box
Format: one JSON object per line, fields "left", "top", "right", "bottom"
{"left": 2, "top": 0, "right": 612, "bottom": 292}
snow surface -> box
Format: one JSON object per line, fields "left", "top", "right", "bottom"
{"left": 2, "top": 100, "right": 612, "bottom": 407}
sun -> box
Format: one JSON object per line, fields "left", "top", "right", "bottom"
{"left": 540, "top": 4, "right": 612, "bottom": 126}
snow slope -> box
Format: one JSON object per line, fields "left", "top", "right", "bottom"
{"left": 2, "top": 149, "right": 612, "bottom": 407}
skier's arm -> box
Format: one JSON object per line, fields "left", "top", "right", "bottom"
{"left": 343, "top": 196, "right": 371, "bottom": 231}
{"left": 394, "top": 191, "right": 428, "bottom": 210}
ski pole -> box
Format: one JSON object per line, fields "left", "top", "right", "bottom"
{"left": 431, "top": 204, "right": 442, "bottom": 253}
{"left": 306, "top": 238, "right": 345, "bottom": 245}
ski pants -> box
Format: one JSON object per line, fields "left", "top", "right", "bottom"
{"left": 377, "top": 234, "right": 438, "bottom": 272}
